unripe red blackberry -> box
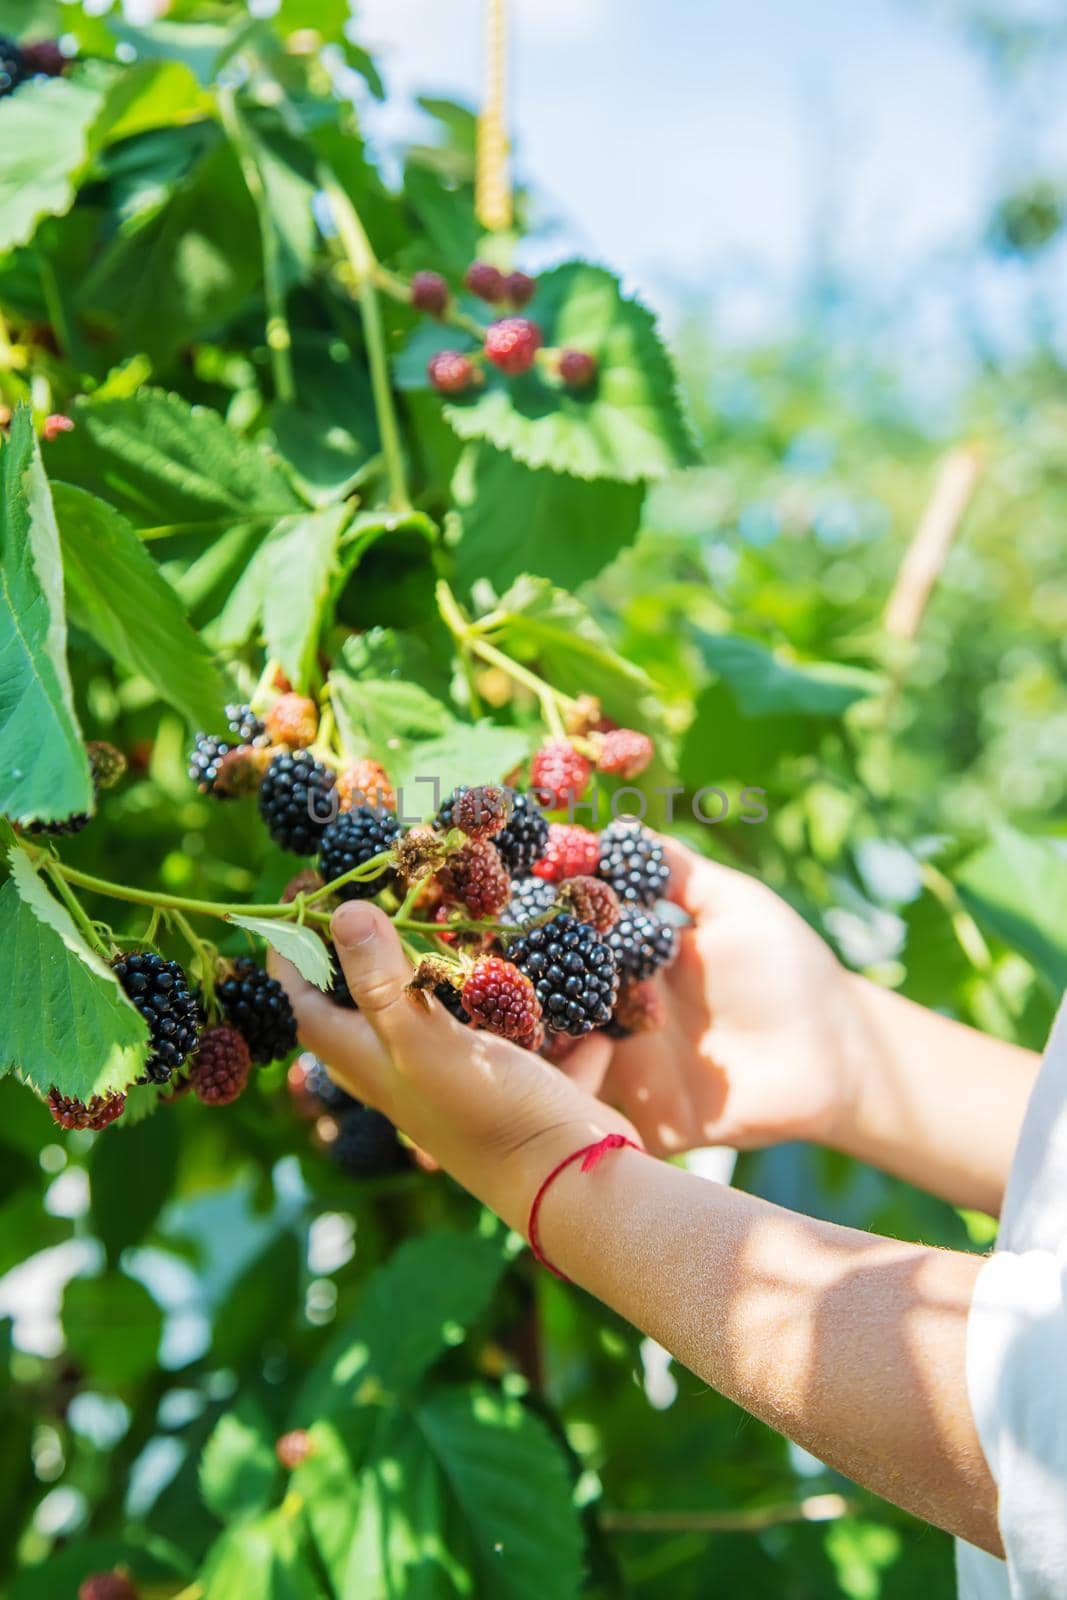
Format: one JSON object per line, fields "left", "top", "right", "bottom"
{"left": 266, "top": 692, "right": 318, "bottom": 749}
{"left": 595, "top": 727, "right": 654, "bottom": 779}
{"left": 411, "top": 270, "right": 450, "bottom": 317}
{"left": 530, "top": 739, "right": 592, "bottom": 811}
{"left": 559, "top": 349, "right": 598, "bottom": 389}
{"left": 22, "top": 38, "right": 67, "bottom": 76}
{"left": 452, "top": 784, "right": 511, "bottom": 841}
{"left": 47, "top": 1089, "right": 126, "bottom": 1132}
{"left": 214, "top": 744, "right": 273, "bottom": 798}
{"left": 276, "top": 1429, "right": 312, "bottom": 1469}
{"left": 464, "top": 259, "right": 506, "bottom": 302}
{"left": 532, "top": 822, "right": 601, "bottom": 883}
{"left": 608, "top": 978, "right": 665, "bottom": 1037}
{"left": 43, "top": 413, "right": 74, "bottom": 442}
{"left": 78, "top": 1574, "right": 139, "bottom": 1600}
{"left": 438, "top": 839, "right": 511, "bottom": 919}
{"left": 428, "top": 350, "right": 478, "bottom": 395}
{"left": 280, "top": 868, "right": 324, "bottom": 904}
{"left": 461, "top": 957, "right": 542, "bottom": 1042}
{"left": 557, "top": 875, "right": 621, "bottom": 934}
{"left": 336, "top": 759, "right": 395, "bottom": 812}
{"left": 503, "top": 270, "right": 536, "bottom": 307}
{"left": 485, "top": 317, "right": 542, "bottom": 376}
{"left": 189, "top": 1025, "right": 251, "bottom": 1106}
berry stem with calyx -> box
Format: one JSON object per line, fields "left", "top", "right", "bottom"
{"left": 32, "top": 854, "right": 333, "bottom": 929}
{"left": 217, "top": 87, "right": 295, "bottom": 404}
{"left": 317, "top": 165, "right": 410, "bottom": 513}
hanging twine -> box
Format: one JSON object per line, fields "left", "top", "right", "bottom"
{"left": 476, "top": 0, "right": 513, "bottom": 232}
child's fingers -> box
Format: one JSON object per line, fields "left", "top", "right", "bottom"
{"left": 329, "top": 902, "right": 426, "bottom": 1048}
{"left": 267, "top": 947, "right": 392, "bottom": 1106}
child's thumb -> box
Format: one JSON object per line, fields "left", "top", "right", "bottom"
{"left": 330, "top": 902, "right": 415, "bottom": 1041}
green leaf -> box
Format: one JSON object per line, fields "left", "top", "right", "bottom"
{"left": 0, "top": 852, "right": 148, "bottom": 1099}
{"left": 212, "top": 1230, "right": 302, "bottom": 1369}
{"left": 90, "top": 1110, "right": 179, "bottom": 1268}
{"left": 0, "top": 78, "right": 104, "bottom": 250}
{"left": 297, "top": 1386, "right": 582, "bottom": 1600}
{"left": 200, "top": 1508, "right": 325, "bottom": 1600}
{"left": 957, "top": 828, "right": 1067, "bottom": 992}
{"left": 451, "top": 446, "right": 644, "bottom": 594}
{"left": 62, "top": 1271, "right": 162, "bottom": 1387}
{"left": 392, "top": 724, "right": 533, "bottom": 817}
{"left": 397, "top": 261, "right": 696, "bottom": 482}
{"left": 52, "top": 483, "right": 228, "bottom": 729}
{"left": 261, "top": 506, "right": 352, "bottom": 691}
{"left": 47, "top": 390, "right": 301, "bottom": 533}
{"left": 329, "top": 673, "right": 456, "bottom": 765}
{"left": 0, "top": 408, "right": 92, "bottom": 825}
{"left": 227, "top": 915, "right": 333, "bottom": 992}
{"left": 682, "top": 630, "right": 879, "bottom": 783}
{"left": 200, "top": 1397, "right": 279, "bottom": 1525}
{"left": 297, "top": 1231, "right": 508, "bottom": 1418}
{"left": 92, "top": 59, "right": 211, "bottom": 149}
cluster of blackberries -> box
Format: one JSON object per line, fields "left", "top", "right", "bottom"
{"left": 19, "top": 739, "right": 127, "bottom": 837}
{"left": 49, "top": 953, "right": 298, "bottom": 1134}
{"left": 410, "top": 258, "right": 598, "bottom": 399}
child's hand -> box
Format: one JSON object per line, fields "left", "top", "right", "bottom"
{"left": 269, "top": 902, "right": 637, "bottom": 1231}
{"left": 599, "top": 838, "right": 872, "bottom": 1156}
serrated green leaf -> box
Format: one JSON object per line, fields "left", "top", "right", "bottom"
{"left": 91, "top": 59, "right": 210, "bottom": 150}
{"left": 297, "top": 1386, "right": 582, "bottom": 1600}
{"left": 451, "top": 445, "right": 644, "bottom": 594}
{"left": 0, "top": 851, "right": 147, "bottom": 1098}
{"left": 212, "top": 1230, "right": 302, "bottom": 1368}
{"left": 200, "top": 1397, "right": 278, "bottom": 1524}
{"left": 90, "top": 1110, "right": 179, "bottom": 1267}
{"left": 227, "top": 915, "right": 333, "bottom": 991}
{"left": 692, "top": 629, "right": 880, "bottom": 718}
{"left": 392, "top": 724, "right": 533, "bottom": 818}
{"left": 52, "top": 483, "right": 228, "bottom": 729}
{"left": 957, "top": 828, "right": 1067, "bottom": 992}
{"left": 261, "top": 506, "right": 352, "bottom": 691}
{"left": 62, "top": 1271, "right": 162, "bottom": 1386}
{"left": 0, "top": 408, "right": 92, "bottom": 825}
{"left": 0, "top": 78, "right": 104, "bottom": 250}
{"left": 46, "top": 389, "right": 301, "bottom": 533}
{"left": 397, "top": 261, "right": 696, "bottom": 482}
{"left": 297, "top": 1231, "right": 508, "bottom": 1419}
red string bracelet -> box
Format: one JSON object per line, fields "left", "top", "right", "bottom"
{"left": 527, "top": 1132, "right": 643, "bottom": 1282}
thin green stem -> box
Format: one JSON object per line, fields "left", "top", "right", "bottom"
{"left": 318, "top": 166, "right": 410, "bottom": 511}
{"left": 303, "top": 848, "right": 396, "bottom": 904}
{"left": 374, "top": 264, "right": 487, "bottom": 340}
{"left": 51, "top": 861, "right": 332, "bottom": 929}
{"left": 35, "top": 250, "right": 81, "bottom": 368}
{"left": 44, "top": 863, "right": 110, "bottom": 957}
{"left": 217, "top": 88, "right": 295, "bottom": 403}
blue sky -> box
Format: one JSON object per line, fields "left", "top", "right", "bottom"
{"left": 356, "top": 0, "right": 1067, "bottom": 373}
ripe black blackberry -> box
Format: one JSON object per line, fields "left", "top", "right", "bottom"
{"left": 217, "top": 958, "right": 298, "bottom": 1065}
{"left": 604, "top": 909, "right": 677, "bottom": 983}
{"left": 304, "top": 1057, "right": 358, "bottom": 1114}
{"left": 502, "top": 875, "right": 557, "bottom": 929}
{"left": 597, "top": 819, "right": 670, "bottom": 907}
{"left": 434, "top": 981, "right": 470, "bottom": 1024}
{"left": 332, "top": 1106, "right": 405, "bottom": 1178}
{"left": 328, "top": 951, "right": 358, "bottom": 1010}
{"left": 494, "top": 788, "right": 549, "bottom": 872}
{"left": 112, "top": 952, "right": 200, "bottom": 1084}
{"left": 507, "top": 913, "right": 619, "bottom": 1036}
{"left": 225, "top": 702, "right": 269, "bottom": 745}
{"left": 26, "top": 810, "right": 91, "bottom": 836}
{"left": 258, "top": 750, "right": 336, "bottom": 854}
{"left": 188, "top": 732, "right": 234, "bottom": 798}
{"left": 0, "top": 36, "right": 26, "bottom": 96}
{"left": 318, "top": 806, "right": 401, "bottom": 900}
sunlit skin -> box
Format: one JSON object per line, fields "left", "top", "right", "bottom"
{"left": 270, "top": 836, "right": 1041, "bottom": 1559}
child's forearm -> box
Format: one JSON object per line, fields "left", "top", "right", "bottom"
{"left": 833, "top": 978, "right": 1039, "bottom": 1216}
{"left": 529, "top": 1140, "right": 1001, "bottom": 1555}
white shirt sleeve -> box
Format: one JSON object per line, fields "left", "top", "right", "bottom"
{"left": 965, "top": 1245, "right": 1067, "bottom": 1598}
